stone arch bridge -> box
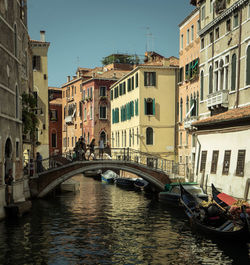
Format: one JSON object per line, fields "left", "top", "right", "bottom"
{"left": 29, "top": 159, "right": 172, "bottom": 198}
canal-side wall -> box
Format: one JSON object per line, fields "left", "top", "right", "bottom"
{"left": 0, "top": 185, "right": 6, "bottom": 220}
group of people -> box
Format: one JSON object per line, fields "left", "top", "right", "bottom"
{"left": 73, "top": 137, "right": 107, "bottom": 161}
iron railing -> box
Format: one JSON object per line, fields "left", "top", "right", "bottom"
{"left": 26, "top": 148, "right": 189, "bottom": 177}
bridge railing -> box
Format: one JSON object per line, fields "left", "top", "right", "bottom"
{"left": 29, "top": 148, "right": 184, "bottom": 177}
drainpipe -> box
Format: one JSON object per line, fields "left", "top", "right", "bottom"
{"left": 244, "top": 178, "right": 250, "bottom": 201}
{"left": 235, "top": 8, "right": 242, "bottom": 108}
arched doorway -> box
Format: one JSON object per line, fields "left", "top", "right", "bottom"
{"left": 4, "top": 138, "right": 12, "bottom": 177}
{"left": 100, "top": 131, "right": 106, "bottom": 146}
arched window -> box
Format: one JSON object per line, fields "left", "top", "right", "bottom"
{"left": 209, "top": 66, "right": 213, "bottom": 94}
{"left": 231, "top": 54, "right": 237, "bottom": 91}
{"left": 180, "top": 98, "right": 183, "bottom": 122}
{"left": 146, "top": 127, "right": 153, "bottom": 145}
{"left": 200, "top": 71, "right": 204, "bottom": 100}
{"left": 246, "top": 46, "right": 250, "bottom": 86}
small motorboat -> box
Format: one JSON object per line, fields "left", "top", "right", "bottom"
{"left": 84, "top": 169, "right": 102, "bottom": 180}
{"left": 115, "top": 177, "right": 136, "bottom": 189}
{"left": 180, "top": 184, "right": 249, "bottom": 241}
{"left": 159, "top": 182, "right": 208, "bottom": 206}
{"left": 101, "top": 170, "right": 118, "bottom": 184}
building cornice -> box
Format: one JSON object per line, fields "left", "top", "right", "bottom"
{"left": 199, "top": 0, "right": 248, "bottom": 36}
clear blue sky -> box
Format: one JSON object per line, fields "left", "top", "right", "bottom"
{"left": 28, "top": 0, "right": 194, "bottom": 87}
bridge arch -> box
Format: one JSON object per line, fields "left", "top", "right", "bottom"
{"left": 31, "top": 160, "right": 170, "bottom": 198}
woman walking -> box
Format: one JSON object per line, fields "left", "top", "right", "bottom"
{"left": 88, "top": 138, "right": 96, "bottom": 160}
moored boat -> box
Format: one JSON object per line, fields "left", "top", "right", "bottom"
{"left": 159, "top": 182, "right": 208, "bottom": 206}
{"left": 180, "top": 184, "right": 249, "bottom": 241}
{"left": 134, "top": 178, "right": 149, "bottom": 191}
{"left": 115, "top": 177, "right": 136, "bottom": 189}
{"left": 101, "top": 170, "right": 118, "bottom": 184}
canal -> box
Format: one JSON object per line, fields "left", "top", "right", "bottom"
{"left": 0, "top": 175, "right": 249, "bottom": 265}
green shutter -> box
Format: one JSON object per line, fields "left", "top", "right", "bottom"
{"left": 135, "top": 99, "right": 138, "bottom": 116}
{"left": 117, "top": 108, "right": 119, "bottom": 123}
{"left": 153, "top": 98, "right": 155, "bottom": 115}
{"left": 112, "top": 109, "right": 114, "bottom": 124}
{"left": 144, "top": 98, "right": 147, "bottom": 115}
{"left": 131, "top": 101, "right": 134, "bottom": 117}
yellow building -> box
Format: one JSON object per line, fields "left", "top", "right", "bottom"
{"left": 30, "top": 31, "right": 50, "bottom": 159}
{"left": 110, "top": 52, "right": 179, "bottom": 161}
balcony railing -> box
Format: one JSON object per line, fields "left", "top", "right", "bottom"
{"left": 207, "top": 90, "right": 229, "bottom": 109}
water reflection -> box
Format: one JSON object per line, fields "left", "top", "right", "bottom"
{"left": 0, "top": 174, "right": 249, "bottom": 264}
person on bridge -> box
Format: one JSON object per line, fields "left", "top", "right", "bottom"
{"left": 79, "top": 137, "right": 87, "bottom": 160}
{"left": 99, "top": 138, "right": 104, "bottom": 159}
{"left": 36, "top": 152, "right": 44, "bottom": 173}
{"left": 88, "top": 138, "right": 96, "bottom": 160}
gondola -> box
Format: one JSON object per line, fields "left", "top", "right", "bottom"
{"left": 180, "top": 184, "right": 249, "bottom": 241}
{"left": 211, "top": 184, "right": 236, "bottom": 207}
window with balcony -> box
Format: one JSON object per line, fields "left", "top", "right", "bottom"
{"left": 144, "top": 72, "right": 156, "bottom": 86}
{"left": 222, "top": 150, "right": 231, "bottom": 175}
{"left": 144, "top": 98, "right": 155, "bottom": 115}
{"left": 211, "top": 150, "right": 219, "bottom": 174}
{"left": 236, "top": 150, "right": 246, "bottom": 176}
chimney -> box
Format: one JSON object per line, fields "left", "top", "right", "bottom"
{"left": 67, "top": 76, "right": 70, "bottom": 82}
{"left": 40, "top": 30, "right": 45, "bottom": 42}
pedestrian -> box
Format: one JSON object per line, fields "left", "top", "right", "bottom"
{"left": 88, "top": 138, "right": 95, "bottom": 160}
{"left": 99, "top": 138, "right": 104, "bottom": 159}
{"left": 36, "top": 152, "right": 43, "bottom": 173}
{"left": 80, "top": 137, "right": 87, "bottom": 160}
{"left": 5, "top": 168, "right": 14, "bottom": 205}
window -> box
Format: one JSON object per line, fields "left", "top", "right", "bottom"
{"left": 226, "top": 19, "right": 231, "bottom": 32}
{"left": 50, "top": 110, "right": 58, "bottom": 121}
{"left": 209, "top": 66, "right": 213, "bottom": 94}
{"left": 100, "top": 105, "right": 107, "bottom": 119}
{"left": 72, "top": 137, "right": 74, "bottom": 147}
{"left": 201, "top": 38, "right": 204, "bottom": 49}
{"left": 90, "top": 105, "right": 93, "bottom": 119}
{"left": 144, "top": 98, "right": 155, "bottom": 115}
{"left": 16, "top": 85, "right": 19, "bottom": 119}
{"left": 191, "top": 25, "right": 194, "bottom": 42}
{"left": 214, "top": 61, "right": 219, "bottom": 91}
{"left": 119, "top": 84, "right": 123, "bottom": 95}
{"left": 79, "top": 102, "right": 82, "bottom": 118}
{"left": 200, "top": 71, "right": 204, "bottom": 100}
{"left": 186, "top": 96, "right": 189, "bottom": 114}
{"left": 16, "top": 140, "right": 19, "bottom": 158}
{"left": 110, "top": 89, "right": 113, "bottom": 100}
{"left": 52, "top": 133, "right": 56, "bottom": 148}
{"left": 135, "top": 99, "right": 139, "bottom": 116}
{"left": 146, "top": 127, "right": 153, "bottom": 145}
{"left": 236, "top": 150, "right": 246, "bottom": 176}
{"left": 135, "top": 73, "right": 138, "bottom": 88}
{"left": 197, "top": 19, "right": 200, "bottom": 31}
{"left": 246, "top": 46, "right": 250, "bottom": 86}
{"left": 211, "top": 151, "right": 219, "bottom": 174}
{"left": 180, "top": 132, "right": 182, "bottom": 146}
{"left": 180, "top": 98, "right": 183, "bottom": 121}
{"left": 222, "top": 150, "right": 231, "bottom": 175}
{"left": 181, "top": 34, "right": 183, "bottom": 50}
{"left": 114, "top": 86, "right": 118, "bottom": 98}
{"left": 200, "top": 151, "right": 207, "bottom": 173}
{"left": 127, "top": 78, "right": 131, "bottom": 92}
{"left": 179, "top": 67, "right": 184, "bottom": 83}
{"left": 210, "top": 0, "right": 213, "bottom": 13}
{"left": 187, "top": 29, "right": 190, "bottom": 45}
{"left": 84, "top": 107, "right": 87, "bottom": 121}
{"left": 231, "top": 54, "right": 237, "bottom": 91}
{"left": 14, "top": 24, "right": 17, "bottom": 57}
{"left": 233, "top": 13, "right": 239, "bottom": 28}
{"left": 132, "top": 76, "right": 134, "bottom": 90}
{"left": 209, "top": 31, "right": 213, "bottom": 44}
{"left": 144, "top": 72, "right": 156, "bottom": 86}
{"left": 100, "top": 86, "right": 106, "bottom": 97}
{"left": 32, "top": 56, "right": 41, "bottom": 70}
{"left": 201, "top": 5, "right": 205, "bottom": 20}
{"left": 179, "top": 156, "right": 182, "bottom": 163}
{"left": 215, "top": 27, "right": 219, "bottom": 40}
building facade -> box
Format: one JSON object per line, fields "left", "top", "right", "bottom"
{"left": 0, "top": 0, "right": 31, "bottom": 218}
{"left": 30, "top": 31, "right": 50, "bottom": 160}
{"left": 61, "top": 64, "right": 131, "bottom": 153}
{"left": 110, "top": 52, "right": 179, "bottom": 162}
{"left": 49, "top": 87, "right": 62, "bottom": 156}
{"left": 178, "top": 8, "right": 200, "bottom": 178}
{"left": 191, "top": 0, "right": 250, "bottom": 200}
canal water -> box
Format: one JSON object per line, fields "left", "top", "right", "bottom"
{"left": 0, "top": 175, "right": 249, "bottom": 265}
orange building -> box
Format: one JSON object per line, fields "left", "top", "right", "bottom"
{"left": 61, "top": 64, "right": 132, "bottom": 153}
{"left": 178, "top": 8, "right": 200, "bottom": 178}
